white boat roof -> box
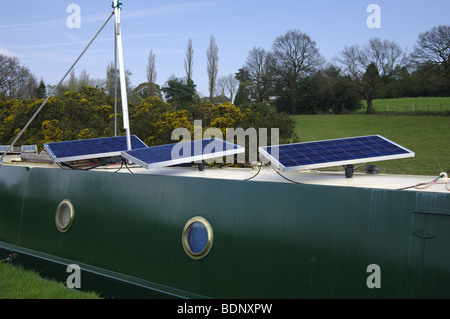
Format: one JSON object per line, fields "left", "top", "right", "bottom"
{"left": 1, "top": 155, "right": 449, "bottom": 194}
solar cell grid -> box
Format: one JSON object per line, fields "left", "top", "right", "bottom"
{"left": 122, "top": 138, "right": 245, "bottom": 170}
{"left": 44, "top": 135, "right": 147, "bottom": 163}
{"left": 259, "top": 135, "right": 414, "bottom": 172}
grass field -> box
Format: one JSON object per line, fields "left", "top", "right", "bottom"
{"left": 293, "top": 114, "right": 450, "bottom": 176}
{"left": 359, "top": 97, "right": 450, "bottom": 113}
{"left": 0, "top": 262, "right": 100, "bottom": 299}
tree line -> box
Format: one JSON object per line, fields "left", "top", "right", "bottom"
{"left": 235, "top": 25, "right": 450, "bottom": 114}
{"left": 0, "top": 25, "right": 449, "bottom": 116}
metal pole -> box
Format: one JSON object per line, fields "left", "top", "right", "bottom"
{"left": 114, "top": 1, "right": 132, "bottom": 151}
{"left": 114, "top": 18, "right": 118, "bottom": 137}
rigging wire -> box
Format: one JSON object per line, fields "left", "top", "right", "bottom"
{"left": 0, "top": 10, "right": 115, "bottom": 166}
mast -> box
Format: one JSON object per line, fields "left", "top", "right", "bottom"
{"left": 113, "top": 0, "right": 132, "bottom": 150}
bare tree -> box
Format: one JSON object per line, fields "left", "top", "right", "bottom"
{"left": 244, "top": 47, "right": 276, "bottom": 103}
{"left": 146, "top": 49, "right": 157, "bottom": 96}
{"left": 67, "top": 69, "right": 77, "bottom": 91}
{"left": 184, "top": 38, "right": 194, "bottom": 83}
{"left": 78, "top": 69, "right": 90, "bottom": 88}
{"left": 411, "top": 25, "right": 450, "bottom": 79}
{"left": 216, "top": 76, "right": 227, "bottom": 97}
{"left": 225, "top": 73, "right": 238, "bottom": 104}
{"left": 206, "top": 35, "right": 219, "bottom": 102}
{"left": 105, "top": 62, "right": 132, "bottom": 97}
{"left": 338, "top": 38, "right": 406, "bottom": 113}
{"left": 272, "top": 30, "right": 323, "bottom": 114}
{"left": 0, "top": 54, "right": 37, "bottom": 99}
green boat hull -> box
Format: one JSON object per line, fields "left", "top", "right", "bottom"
{"left": 1, "top": 165, "right": 449, "bottom": 298}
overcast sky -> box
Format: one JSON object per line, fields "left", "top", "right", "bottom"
{"left": 1, "top": 0, "right": 449, "bottom": 97}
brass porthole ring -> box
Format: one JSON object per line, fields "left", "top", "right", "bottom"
{"left": 182, "top": 216, "right": 213, "bottom": 260}
{"left": 55, "top": 200, "right": 75, "bottom": 233}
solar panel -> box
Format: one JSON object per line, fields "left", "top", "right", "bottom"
{"left": 21, "top": 145, "right": 38, "bottom": 153}
{"left": 44, "top": 135, "right": 147, "bottom": 163}
{"left": 258, "top": 135, "right": 415, "bottom": 172}
{"left": 0, "top": 146, "right": 11, "bottom": 153}
{"left": 121, "top": 138, "right": 245, "bottom": 170}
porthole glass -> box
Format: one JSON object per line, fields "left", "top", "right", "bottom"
{"left": 182, "top": 217, "right": 213, "bottom": 260}
{"left": 55, "top": 200, "right": 74, "bottom": 232}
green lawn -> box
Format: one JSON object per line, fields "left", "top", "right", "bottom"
{"left": 0, "top": 262, "right": 100, "bottom": 299}
{"left": 293, "top": 114, "right": 450, "bottom": 176}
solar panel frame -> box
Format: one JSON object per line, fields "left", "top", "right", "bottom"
{"left": 121, "top": 138, "right": 245, "bottom": 170}
{"left": 44, "top": 135, "right": 147, "bottom": 163}
{"left": 0, "top": 146, "right": 11, "bottom": 153}
{"left": 258, "top": 135, "right": 415, "bottom": 172}
{"left": 21, "top": 145, "right": 38, "bottom": 153}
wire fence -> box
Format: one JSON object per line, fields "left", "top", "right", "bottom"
{"left": 361, "top": 103, "right": 450, "bottom": 113}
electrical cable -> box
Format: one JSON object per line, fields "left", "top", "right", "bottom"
{"left": 244, "top": 163, "right": 262, "bottom": 181}
{"left": 274, "top": 169, "right": 304, "bottom": 184}
{"left": 397, "top": 173, "right": 449, "bottom": 191}
{"left": 124, "top": 160, "right": 134, "bottom": 174}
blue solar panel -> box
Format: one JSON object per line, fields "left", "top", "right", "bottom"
{"left": 44, "top": 135, "right": 147, "bottom": 163}
{"left": 258, "top": 135, "right": 414, "bottom": 172}
{"left": 121, "top": 138, "right": 245, "bottom": 169}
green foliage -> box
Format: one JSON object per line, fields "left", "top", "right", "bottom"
{"left": 0, "top": 86, "right": 115, "bottom": 149}
{"left": 241, "top": 103, "right": 298, "bottom": 144}
{"left": 275, "top": 67, "right": 360, "bottom": 114}
{"left": 161, "top": 77, "right": 199, "bottom": 108}
{"left": 35, "top": 80, "right": 47, "bottom": 99}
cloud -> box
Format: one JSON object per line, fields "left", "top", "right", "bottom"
{"left": 0, "top": 18, "right": 66, "bottom": 33}
{"left": 0, "top": 48, "right": 18, "bottom": 57}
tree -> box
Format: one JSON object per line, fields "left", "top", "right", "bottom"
{"left": 105, "top": 62, "right": 132, "bottom": 97}
{"left": 243, "top": 47, "right": 276, "bottom": 103}
{"left": 234, "top": 68, "right": 252, "bottom": 106}
{"left": 206, "top": 35, "right": 219, "bottom": 102}
{"left": 35, "top": 79, "right": 47, "bottom": 99}
{"left": 225, "top": 73, "right": 238, "bottom": 104}
{"left": 67, "top": 69, "right": 78, "bottom": 91}
{"left": 146, "top": 50, "right": 157, "bottom": 96}
{"left": 0, "top": 54, "right": 38, "bottom": 100}
{"left": 316, "top": 65, "right": 360, "bottom": 113}
{"left": 184, "top": 38, "right": 194, "bottom": 83}
{"left": 133, "top": 82, "right": 162, "bottom": 100}
{"left": 216, "top": 76, "right": 228, "bottom": 98}
{"left": 411, "top": 25, "right": 450, "bottom": 79}
{"left": 161, "top": 76, "right": 198, "bottom": 108}
{"left": 338, "top": 38, "right": 406, "bottom": 114}
{"left": 272, "top": 30, "right": 324, "bottom": 114}
{"left": 78, "top": 69, "right": 90, "bottom": 88}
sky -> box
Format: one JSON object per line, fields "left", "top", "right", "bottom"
{"left": 1, "top": 0, "right": 449, "bottom": 98}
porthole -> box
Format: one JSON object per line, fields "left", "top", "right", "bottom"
{"left": 55, "top": 200, "right": 74, "bottom": 232}
{"left": 182, "top": 216, "right": 213, "bottom": 260}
